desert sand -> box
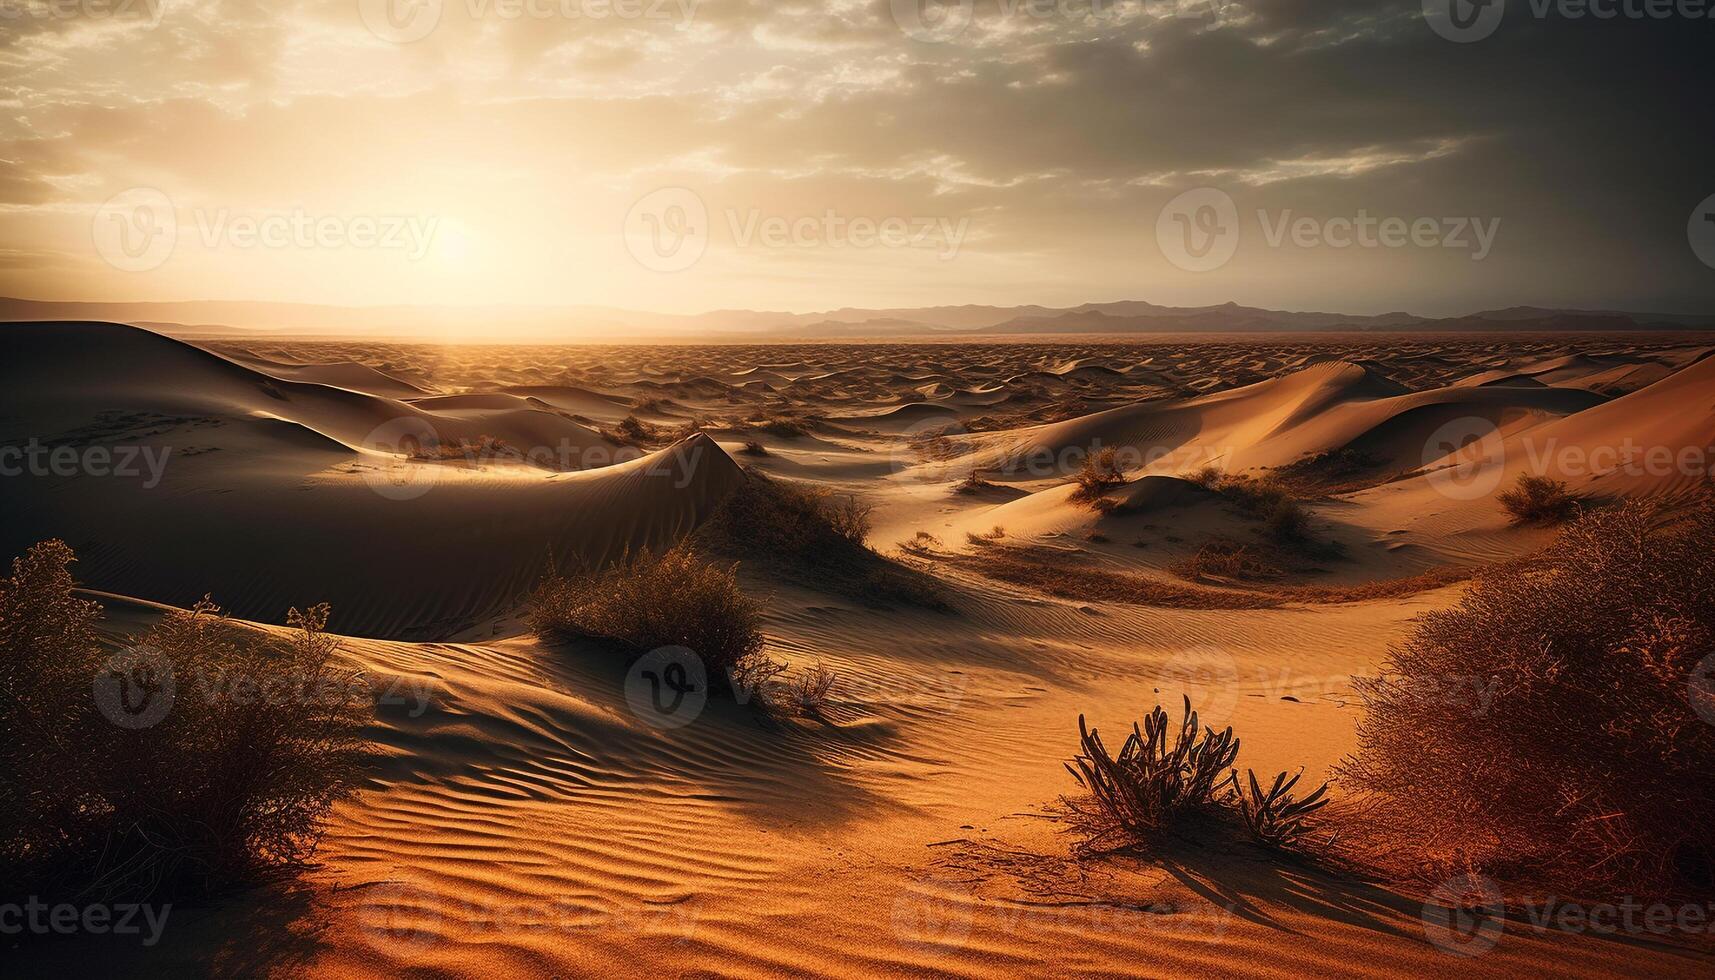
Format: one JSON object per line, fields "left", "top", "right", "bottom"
{"left": 5, "top": 321, "right": 1714, "bottom": 976}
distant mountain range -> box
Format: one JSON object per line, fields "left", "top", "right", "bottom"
{"left": 3, "top": 296, "right": 1710, "bottom": 340}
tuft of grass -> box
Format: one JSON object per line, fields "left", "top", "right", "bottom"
{"left": 1497, "top": 473, "right": 1583, "bottom": 526}
{"left": 1339, "top": 499, "right": 1715, "bottom": 896}
{"left": 529, "top": 546, "right": 780, "bottom": 693}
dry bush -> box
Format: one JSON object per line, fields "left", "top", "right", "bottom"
{"left": 1170, "top": 541, "right": 1278, "bottom": 582}
{"left": 1497, "top": 473, "right": 1583, "bottom": 526}
{"left": 756, "top": 416, "right": 815, "bottom": 438}
{"left": 1064, "top": 697, "right": 1333, "bottom": 855}
{"left": 823, "top": 494, "right": 874, "bottom": 546}
{"left": 1071, "top": 447, "right": 1126, "bottom": 505}
{"left": 1064, "top": 697, "right": 1239, "bottom": 849}
{"left": 0, "top": 541, "right": 103, "bottom": 895}
{"left": 1270, "top": 448, "right": 1390, "bottom": 496}
{"left": 408, "top": 434, "right": 521, "bottom": 463}
{"left": 1212, "top": 474, "right": 1313, "bottom": 543}
{"left": 740, "top": 440, "right": 769, "bottom": 457}
{"left": 783, "top": 663, "right": 838, "bottom": 719}
{"left": 529, "top": 546, "right": 777, "bottom": 691}
{"left": 1236, "top": 769, "right": 1332, "bottom": 850}
{"left": 693, "top": 471, "right": 949, "bottom": 610}
{"left": 955, "top": 542, "right": 1282, "bottom": 610}
{"left": 953, "top": 468, "right": 995, "bottom": 494}
{"left": 1339, "top": 500, "right": 1715, "bottom": 896}
{"left": 899, "top": 530, "right": 943, "bottom": 555}
{"left": 1185, "top": 464, "right": 1225, "bottom": 489}
{"left": 0, "top": 542, "right": 366, "bottom": 904}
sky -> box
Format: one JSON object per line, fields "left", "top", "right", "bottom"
{"left": 2, "top": 0, "right": 1711, "bottom": 319}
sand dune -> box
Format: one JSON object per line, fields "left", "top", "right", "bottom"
{"left": 9, "top": 324, "right": 1715, "bottom": 977}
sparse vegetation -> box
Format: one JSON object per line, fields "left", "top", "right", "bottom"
{"left": 1236, "top": 769, "right": 1332, "bottom": 850}
{"left": 1064, "top": 697, "right": 1330, "bottom": 855}
{"left": 1070, "top": 447, "right": 1126, "bottom": 506}
{"left": 1271, "top": 448, "right": 1391, "bottom": 496}
{"left": 740, "top": 440, "right": 769, "bottom": 457}
{"left": 0, "top": 541, "right": 366, "bottom": 906}
{"left": 1186, "top": 464, "right": 1225, "bottom": 489}
{"left": 408, "top": 433, "right": 521, "bottom": 462}
{"left": 529, "top": 546, "right": 780, "bottom": 692}
{"left": 1339, "top": 500, "right": 1715, "bottom": 896}
{"left": 782, "top": 663, "right": 838, "bottom": 719}
{"left": 1170, "top": 541, "right": 1278, "bottom": 582}
{"left": 1065, "top": 698, "right": 1239, "bottom": 848}
{"left": 693, "top": 470, "right": 949, "bottom": 610}
{"left": 823, "top": 494, "right": 875, "bottom": 546}
{"left": 953, "top": 468, "right": 995, "bottom": 495}
{"left": 1497, "top": 473, "right": 1583, "bottom": 526}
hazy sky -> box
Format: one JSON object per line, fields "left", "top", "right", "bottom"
{"left": 2, "top": 0, "right": 1710, "bottom": 317}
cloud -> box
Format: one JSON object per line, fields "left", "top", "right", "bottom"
{"left": 0, "top": 0, "right": 1707, "bottom": 314}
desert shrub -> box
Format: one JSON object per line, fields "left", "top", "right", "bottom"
{"left": 1063, "top": 697, "right": 1333, "bottom": 855}
{"left": 1236, "top": 769, "right": 1331, "bottom": 850}
{"left": 0, "top": 542, "right": 366, "bottom": 904}
{"left": 823, "top": 495, "right": 874, "bottom": 546}
{"left": 900, "top": 530, "right": 943, "bottom": 554}
{"left": 953, "top": 469, "right": 994, "bottom": 495}
{"left": 1497, "top": 473, "right": 1582, "bottom": 526}
{"left": 740, "top": 440, "right": 769, "bottom": 457}
{"left": 614, "top": 415, "right": 655, "bottom": 444}
{"left": 408, "top": 434, "right": 521, "bottom": 462}
{"left": 1339, "top": 500, "right": 1715, "bottom": 896}
{"left": 1187, "top": 464, "right": 1225, "bottom": 489}
{"left": 529, "top": 546, "right": 777, "bottom": 691}
{"left": 1071, "top": 447, "right": 1126, "bottom": 505}
{"left": 1211, "top": 474, "right": 1315, "bottom": 544}
{"left": 1270, "top": 448, "right": 1390, "bottom": 495}
{"left": 1170, "top": 541, "right": 1277, "bottom": 582}
{"left": 783, "top": 663, "right": 837, "bottom": 719}
{"left": 694, "top": 472, "right": 948, "bottom": 610}
{"left": 0, "top": 541, "right": 104, "bottom": 894}
{"left": 1260, "top": 498, "right": 1311, "bottom": 542}
{"left": 756, "top": 416, "right": 814, "bottom": 438}
{"left": 1063, "top": 697, "right": 1239, "bottom": 849}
